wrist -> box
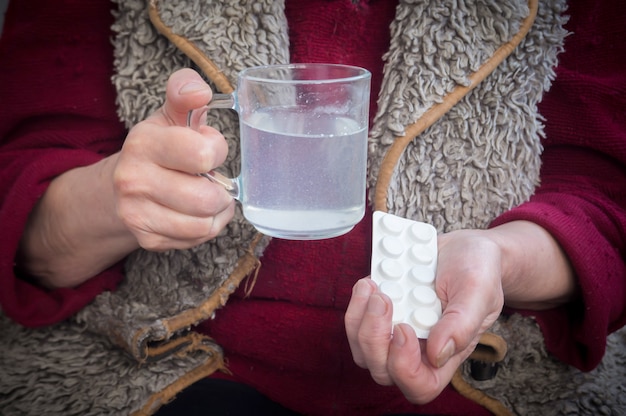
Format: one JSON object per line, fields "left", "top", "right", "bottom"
{"left": 18, "top": 154, "right": 138, "bottom": 288}
{"left": 487, "top": 220, "right": 576, "bottom": 310}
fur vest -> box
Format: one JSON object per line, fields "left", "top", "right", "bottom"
{"left": 1, "top": 0, "right": 625, "bottom": 415}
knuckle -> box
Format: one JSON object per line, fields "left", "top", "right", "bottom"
{"left": 177, "top": 217, "right": 219, "bottom": 243}
{"left": 196, "top": 144, "right": 218, "bottom": 171}
{"left": 357, "top": 325, "right": 391, "bottom": 349}
{"left": 351, "top": 355, "right": 368, "bottom": 369}
{"left": 394, "top": 373, "right": 443, "bottom": 405}
{"left": 113, "top": 158, "right": 146, "bottom": 197}
{"left": 118, "top": 208, "right": 148, "bottom": 237}
{"left": 125, "top": 123, "right": 152, "bottom": 148}
{"left": 404, "top": 391, "right": 439, "bottom": 405}
{"left": 356, "top": 331, "right": 379, "bottom": 349}
{"left": 199, "top": 186, "right": 234, "bottom": 217}
{"left": 194, "top": 186, "right": 220, "bottom": 212}
{"left": 138, "top": 238, "right": 164, "bottom": 252}
{"left": 196, "top": 219, "right": 218, "bottom": 240}
{"left": 344, "top": 310, "right": 360, "bottom": 330}
{"left": 112, "top": 168, "right": 135, "bottom": 196}
{"left": 369, "top": 369, "right": 393, "bottom": 386}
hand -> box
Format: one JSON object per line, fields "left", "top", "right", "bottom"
{"left": 19, "top": 68, "right": 235, "bottom": 288}
{"left": 345, "top": 228, "right": 505, "bottom": 404}
{"left": 113, "top": 68, "right": 235, "bottom": 251}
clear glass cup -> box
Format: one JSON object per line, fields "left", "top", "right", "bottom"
{"left": 188, "top": 63, "right": 371, "bottom": 240}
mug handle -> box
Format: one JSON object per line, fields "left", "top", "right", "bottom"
{"left": 187, "top": 93, "right": 240, "bottom": 199}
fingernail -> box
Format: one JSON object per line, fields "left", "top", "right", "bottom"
{"left": 179, "top": 81, "right": 209, "bottom": 95}
{"left": 367, "top": 294, "right": 387, "bottom": 316}
{"left": 392, "top": 325, "right": 406, "bottom": 347}
{"left": 437, "top": 339, "right": 456, "bottom": 368}
{"left": 354, "top": 279, "right": 374, "bottom": 297}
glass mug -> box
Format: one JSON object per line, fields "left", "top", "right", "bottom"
{"left": 188, "top": 63, "right": 371, "bottom": 240}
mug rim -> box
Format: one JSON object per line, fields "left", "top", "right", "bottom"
{"left": 239, "top": 63, "right": 371, "bottom": 84}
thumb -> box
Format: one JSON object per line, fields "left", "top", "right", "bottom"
{"left": 154, "top": 68, "right": 213, "bottom": 127}
{"left": 425, "top": 299, "right": 495, "bottom": 369}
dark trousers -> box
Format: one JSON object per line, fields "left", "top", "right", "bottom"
{"left": 154, "top": 378, "right": 429, "bottom": 416}
{"left": 154, "top": 378, "right": 300, "bottom": 416}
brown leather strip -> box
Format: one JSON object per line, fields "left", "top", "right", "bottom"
{"left": 145, "top": 332, "right": 221, "bottom": 362}
{"left": 131, "top": 343, "right": 226, "bottom": 416}
{"left": 449, "top": 332, "right": 509, "bottom": 414}
{"left": 161, "top": 236, "right": 263, "bottom": 334}
{"left": 451, "top": 370, "right": 513, "bottom": 416}
{"left": 123, "top": 233, "right": 263, "bottom": 362}
{"left": 470, "top": 332, "right": 509, "bottom": 363}
{"left": 141, "top": 0, "right": 268, "bottom": 362}
{"left": 374, "top": 0, "right": 539, "bottom": 213}
{"left": 146, "top": 0, "right": 264, "bottom": 345}
{"left": 133, "top": 3, "right": 267, "bottom": 414}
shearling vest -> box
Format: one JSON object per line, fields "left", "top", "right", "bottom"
{"left": 1, "top": 0, "right": 625, "bottom": 415}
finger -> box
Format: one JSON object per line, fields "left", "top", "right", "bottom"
{"left": 426, "top": 237, "right": 503, "bottom": 369}
{"left": 345, "top": 278, "right": 377, "bottom": 366}
{"left": 387, "top": 323, "right": 461, "bottom": 404}
{"left": 178, "top": 124, "right": 229, "bottom": 175}
{"left": 149, "top": 168, "right": 234, "bottom": 217}
{"left": 120, "top": 195, "right": 235, "bottom": 251}
{"left": 357, "top": 293, "right": 395, "bottom": 385}
{"left": 115, "top": 156, "right": 234, "bottom": 215}
{"left": 424, "top": 294, "right": 498, "bottom": 370}
{"left": 153, "top": 68, "right": 213, "bottom": 127}
{"left": 124, "top": 121, "right": 229, "bottom": 177}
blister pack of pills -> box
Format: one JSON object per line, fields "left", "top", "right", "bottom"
{"left": 370, "top": 211, "right": 442, "bottom": 339}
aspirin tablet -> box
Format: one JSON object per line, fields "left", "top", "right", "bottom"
{"left": 408, "top": 265, "right": 435, "bottom": 285}
{"left": 378, "top": 258, "right": 404, "bottom": 281}
{"left": 409, "top": 222, "right": 435, "bottom": 243}
{"left": 380, "top": 236, "right": 405, "bottom": 258}
{"left": 411, "top": 308, "right": 440, "bottom": 333}
{"left": 379, "top": 280, "right": 405, "bottom": 302}
{"left": 381, "top": 213, "right": 405, "bottom": 235}
{"left": 411, "top": 286, "right": 438, "bottom": 307}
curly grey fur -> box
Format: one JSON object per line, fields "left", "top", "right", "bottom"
{"left": 75, "top": 0, "right": 284, "bottom": 355}
{"left": 467, "top": 314, "right": 626, "bottom": 415}
{"left": 367, "top": 0, "right": 567, "bottom": 232}
{"left": 0, "top": 314, "right": 223, "bottom": 415}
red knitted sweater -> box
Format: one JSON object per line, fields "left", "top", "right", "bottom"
{"left": 1, "top": 1, "right": 625, "bottom": 415}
